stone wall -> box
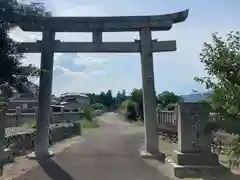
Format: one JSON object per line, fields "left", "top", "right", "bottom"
{"left": 5, "top": 112, "right": 83, "bottom": 127}
{"left": 4, "top": 122, "right": 81, "bottom": 157}
{"left": 6, "top": 114, "right": 35, "bottom": 127}
{"left": 5, "top": 109, "right": 104, "bottom": 128}
{"left": 51, "top": 113, "right": 82, "bottom": 124}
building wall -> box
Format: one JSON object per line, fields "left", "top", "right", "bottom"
{"left": 8, "top": 101, "right": 37, "bottom": 110}
{"left": 75, "top": 96, "right": 89, "bottom": 106}
{"left": 65, "top": 100, "right": 82, "bottom": 109}
{"left": 64, "top": 97, "right": 89, "bottom": 109}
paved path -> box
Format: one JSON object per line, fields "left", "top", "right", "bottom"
{"left": 14, "top": 112, "right": 170, "bottom": 180}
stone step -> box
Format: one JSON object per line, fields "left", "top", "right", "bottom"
{"left": 172, "top": 150, "right": 219, "bottom": 166}
{"left": 166, "top": 158, "right": 229, "bottom": 178}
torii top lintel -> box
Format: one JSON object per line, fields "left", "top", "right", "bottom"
{"left": 12, "top": 9, "right": 189, "bottom": 32}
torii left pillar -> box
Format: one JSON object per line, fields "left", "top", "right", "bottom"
{"left": 27, "top": 29, "right": 55, "bottom": 159}
{"left": 139, "top": 27, "right": 164, "bottom": 160}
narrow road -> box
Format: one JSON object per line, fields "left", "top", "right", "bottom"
{"left": 15, "top": 112, "right": 170, "bottom": 180}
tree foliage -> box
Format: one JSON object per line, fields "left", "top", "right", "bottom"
{"left": 121, "top": 99, "right": 137, "bottom": 120}
{"left": 117, "top": 89, "right": 180, "bottom": 121}
{"left": 195, "top": 31, "right": 240, "bottom": 117}
{"left": 157, "top": 91, "right": 182, "bottom": 109}
{"left": 130, "top": 88, "right": 143, "bottom": 119}
{"left": 0, "top": 0, "right": 50, "bottom": 97}
{"left": 87, "top": 89, "right": 128, "bottom": 109}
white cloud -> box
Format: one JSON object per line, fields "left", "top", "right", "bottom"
{"left": 9, "top": 0, "right": 239, "bottom": 96}
{"left": 73, "top": 54, "right": 108, "bottom": 66}
{"left": 54, "top": 65, "right": 87, "bottom": 77}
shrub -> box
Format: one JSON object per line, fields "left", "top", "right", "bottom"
{"left": 227, "top": 135, "right": 240, "bottom": 159}
{"left": 121, "top": 100, "right": 137, "bottom": 121}
{"left": 81, "top": 119, "right": 99, "bottom": 129}
{"left": 83, "top": 106, "right": 93, "bottom": 121}
{"left": 90, "top": 103, "right": 105, "bottom": 110}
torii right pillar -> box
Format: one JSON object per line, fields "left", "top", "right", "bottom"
{"left": 139, "top": 27, "right": 164, "bottom": 159}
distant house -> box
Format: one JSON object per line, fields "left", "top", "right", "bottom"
{"left": 59, "top": 92, "right": 90, "bottom": 110}
{"left": 5, "top": 76, "right": 59, "bottom": 112}
{"left": 8, "top": 96, "right": 38, "bottom": 111}
{"left": 8, "top": 96, "right": 59, "bottom": 113}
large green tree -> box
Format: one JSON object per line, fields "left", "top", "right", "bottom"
{"left": 157, "top": 91, "right": 182, "bottom": 110}
{"left": 0, "top": 0, "right": 50, "bottom": 98}
{"left": 195, "top": 31, "right": 240, "bottom": 117}
{"left": 104, "top": 89, "right": 114, "bottom": 107}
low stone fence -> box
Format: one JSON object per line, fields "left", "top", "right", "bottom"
{"left": 4, "top": 122, "right": 81, "bottom": 157}
{"left": 5, "top": 109, "right": 104, "bottom": 128}
{"left": 157, "top": 110, "right": 177, "bottom": 133}
{"left": 5, "top": 112, "right": 82, "bottom": 127}
{"left": 156, "top": 110, "right": 235, "bottom": 133}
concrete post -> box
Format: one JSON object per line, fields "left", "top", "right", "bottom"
{"left": 139, "top": 28, "right": 159, "bottom": 156}
{"left": 28, "top": 29, "right": 55, "bottom": 159}
{"left": 0, "top": 111, "right": 6, "bottom": 175}
{"left": 16, "top": 106, "right": 20, "bottom": 126}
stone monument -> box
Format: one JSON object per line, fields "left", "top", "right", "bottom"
{"left": 166, "top": 102, "right": 226, "bottom": 178}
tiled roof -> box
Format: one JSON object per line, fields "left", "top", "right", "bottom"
{"left": 60, "top": 92, "right": 88, "bottom": 98}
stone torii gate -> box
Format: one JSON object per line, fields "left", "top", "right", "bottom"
{"left": 10, "top": 9, "right": 189, "bottom": 158}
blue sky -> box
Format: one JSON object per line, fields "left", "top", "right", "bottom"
{"left": 11, "top": 0, "right": 239, "bottom": 96}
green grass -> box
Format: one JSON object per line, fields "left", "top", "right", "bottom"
{"left": 79, "top": 118, "right": 100, "bottom": 129}
{"left": 22, "top": 119, "right": 37, "bottom": 129}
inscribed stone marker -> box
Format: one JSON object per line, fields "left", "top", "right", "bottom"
{"left": 177, "top": 102, "right": 211, "bottom": 153}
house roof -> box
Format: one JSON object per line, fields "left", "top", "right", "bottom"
{"left": 60, "top": 92, "right": 88, "bottom": 98}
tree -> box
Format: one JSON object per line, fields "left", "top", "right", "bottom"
{"left": 0, "top": 0, "right": 50, "bottom": 98}
{"left": 115, "top": 89, "right": 127, "bottom": 107}
{"left": 115, "top": 91, "right": 122, "bottom": 106}
{"left": 195, "top": 31, "right": 240, "bottom": 117}
{"left": 157, "top": 91, "right": 182, "bottom": 109}
{"left": 0, "top": 0, "right": 50, "bottom": 173}
{"left": 130, "top": 88, "right": 143, "bottom": 120}
{"left": 104, "top": 89, "right": 114, "bottom": 107}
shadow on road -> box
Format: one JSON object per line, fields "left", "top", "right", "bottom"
{"left": 37, "top": 159, "right": 75, "bottom": 180}
{"left": 200, "top": 170, "right": 240, "bottom": 180}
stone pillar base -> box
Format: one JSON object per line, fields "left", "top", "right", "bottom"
{"left": 166, "top": 150, "right": 228, "bottom": 178}
{"left": 140, "top": 150, "right": 166, "bottom": 161}
{"left": 26, "top": 150, "right": 55, "bottom": 160}
{"left": 172, "top": 150, "right": 219, "bottom": 166}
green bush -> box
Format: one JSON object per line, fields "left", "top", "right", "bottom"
{"left": 23, "top": 119, "right": 37, "bottom": 129}
{"left": 81, "top": 118, "right": 99, "bottom": 128}
{"left": 227, "top": 135, "right": 240, "bottom": 159}
{"left": 90, "top": 103, "right": 105, "bottom": 110}
{"left": 30, "top": 119, "right": 37, "bottom": 129}
{"left": 83, "top": 106, "right": 93, "bottom": 121}
{"left": 121, "top": 100, "right": 137, "bottom": 121}
{"left": 214, "top": 118, "right": 240, "bottom": 135}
